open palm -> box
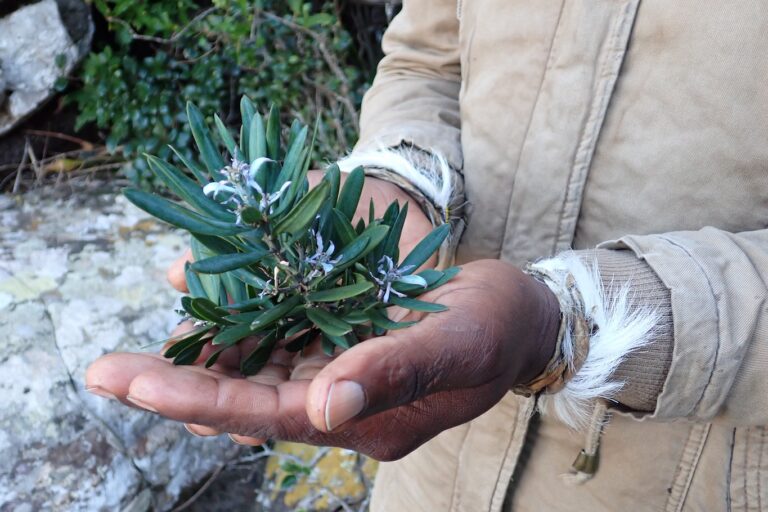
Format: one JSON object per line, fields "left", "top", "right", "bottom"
{"left": 86, "top": 259, "right": 556, "bottom": 460}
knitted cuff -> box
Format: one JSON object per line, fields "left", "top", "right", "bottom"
{"left": 589, "top": 249, "right": 673, "bottom": 413}
{"left": 529, "top": 250, "right": 664, "bottom": 429}
{"left": 336, "top": 144, "right": 466, "bottom": 268}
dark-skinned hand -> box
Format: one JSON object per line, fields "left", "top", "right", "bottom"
{"left": 85, "top": 174, "right": 560, "bottom": 460}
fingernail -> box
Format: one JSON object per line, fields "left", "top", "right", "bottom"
{"left": 325, "top": 380, "right": 365, "bottom": 432}
{"left": 185, "top": 424, "right": 203, "bottom": 437}
{"left": 228, "top": 434, "right": 246, "bottom": 445}
{"left": 126, "top": 395, "right": 159, "bottom": 413}
{"left": 85, "top": 385, "right": 117, "bottom": 401}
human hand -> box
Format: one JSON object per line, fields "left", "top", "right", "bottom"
{"left": 85, "top": 259, "right": 560, "bottom": 460}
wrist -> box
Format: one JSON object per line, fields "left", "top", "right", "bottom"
{"left": 308, "top": 170, "right": 430, "bottom": 225}
{"left": 512, "top": 273, "right": 563, "bottom": 386}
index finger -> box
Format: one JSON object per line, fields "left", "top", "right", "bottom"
{"left": 167, "top": 248, "right": 193, "bottom": 292}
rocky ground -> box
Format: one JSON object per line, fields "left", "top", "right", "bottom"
{"left": 0, "top": 183, "right": 374, "bottom": 511}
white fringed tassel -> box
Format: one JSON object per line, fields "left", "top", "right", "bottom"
{"left": 336, "top": 147, "right": 453, "bottom": 213}
{"left": 532, "top": 252, "right": 660, "bottom": 431}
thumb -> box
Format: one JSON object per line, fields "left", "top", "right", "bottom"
{"left": 305, "top": 319, "right": 497, "bottom": 433}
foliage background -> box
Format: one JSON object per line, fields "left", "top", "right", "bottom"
{"left": 67, "top": 0, "right": 374, "bottom": 187}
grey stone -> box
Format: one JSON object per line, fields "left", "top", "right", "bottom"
{"left": 0, "top": 68, "right": 6, "bottom": 108}
{"left": 0, "top": 0, "right": 93, "bottom": 136}
{"left": 0, "top": 185, "right": 245, "bottom": 511}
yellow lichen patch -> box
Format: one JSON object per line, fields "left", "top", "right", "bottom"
{"left": 264, "top": 442, "right": 378, "bottom": 511}
{"left": 0, "top": 273, "right": 58, "bottom": 301}
{"left": 118, "top": 219, "right": 160, "bottom": 240}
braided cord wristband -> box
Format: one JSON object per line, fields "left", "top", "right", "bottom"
{"left": 512, "top": 268, "right": 593, "bottom": 397}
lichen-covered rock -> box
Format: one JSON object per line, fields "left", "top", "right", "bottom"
{"left": 261, "top": 442, "right": 377, "bottom": 511}
{"left": 0, "top": 0, "right": 93, "bottom": 136}
{"left": 0, "top": 186, "right": 244, "bottom": 511}
{"left": 0, "top": 68, "right": 6, "bottom": 109}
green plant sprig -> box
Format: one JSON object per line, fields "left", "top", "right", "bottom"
{"left": 125, "top": 98, "right": 459, "bottom": 375}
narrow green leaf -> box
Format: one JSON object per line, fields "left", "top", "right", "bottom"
{"left": 221, "top": 271, "right": 247, "bottom": 304}
{"left": 328, "top": 233, "right": 370, "bottom": 271}
{"left": 382, "top": 202, "right": 408, "bottom": 262}
{"left": 163, "top": 327, "right": 211, "bottom": 359}
{"left": 273, "top": 125, "right": 308, "bottom": 191}
{"left": 369, "top": 197, "right": 375, "bottom": 225}
{"left": 280, "top": 474, "right": 298, "bottom": 490}
{"left": 218, "top": 285, "right": 228, "bottom": 307}
{"left": 323, "top": 164, "right": 341, "bottom": 208}
{"left": 164, "top": 330, "right": 209, "bottom": 358}
{"left": 190, "top": 234, "right": 239, "bottom": 255}
{"left": 382, "top": 201, "right": 399, "bottom": 226}
{"left": 173, "top": 337, "right": 209, "bottom": 365}
{"left": 124, "top": 188, "right": 245, "bottom": 236}
{"left": 337, "top": 166, "right": 364, "bottom": 221}
{"left": 187, "top": 102, "right": 224, "bottom": 175}
{"left": 367, "top": 308, "right": 417, "bottom": 330}
{"left": 249, "top": 114, "right": 267, "bottom": 162}
{"left": 155, "top": 325, "right": 212, "bottom": 352}
{"left": 146, "top": 155, "right": 234, "bottom": 221}
{"left": 240, "top": 97, "right": 256, "bottom": 161}
{"left": 190, "top": 248, "right": 268, "bottom": 274}
{"left": 391, "top": 269, "right": 446, "bottom": 294}
{"left": 400, "top": 224, "right": 450, "bottom": 272}
{"left": 250, "top": 295, "right": 304, "bottom": 330}
{"left": 191, "top": 297, "right": 230, "bottom": 322}
{"left": 389, "top": 296, "right": 448, "bottom": 313}
{"left": 241, "top": 331, "right": 279, "bottom": 375}
{"left": 284, "top": 330, "right": 316, "bottom": 352}
{"left": 425, "top": 266, "right": 461, "bottom": 291}
{"left": 269, "top": 146, "right": 310, "bottom": 217}
{"left": 285, "top": 319, "right": 312, "bottom": 338}
{"left": 287, "top": 119, "right": 303, "bottom": 145}
{"left": 266, "top": 104, "right": 281, "bottom": 160}
{"left": 321, "top": 335, "right": 336, "bottom": 356}
{"left": 230, "top": 267, "right": 268, "bottom": 289}
{"left": 324, "top": 333, "right": 350, "bottom": 350}
{"left": 204, "top": 346, "right": 228, "bottom": 368}
{"left": 213, "top": 322, "right": 256, "bottom": 346}
{"left": 224, "top": 310, "right": 261, "bottom": 324}
{"left": 331, "top": 208, "right": 356, "bottom": 246}
{"left": 346, "top": 330, "right": 360, "bottom": 346}
{"left": 228, "top": 296, "right": 271, "bottom": 312}
{"left": 190, "top": 238, "right": 222, "bottom": 301}
{"left": 169, "top": 145, "right": 208, "bottom": 185}
{"left": 306, "top": 307, "right": 353, "bottom": 336}
{"left": 415, "top": 269, "right": 445, "bottom": 286}
{"left": 214, "top": 114, "right": 238, "bottom": 156}
{"left": 342, "top": 310, "right": 370, "bottom": 325}
{"left": 184, "top": 262, "right": 207, "bottom": 299}
{"left": 357, "top": 225, "right": 390, "bottom": 260}
{"left": 182, "top": 296, "right": 231, "bottom": 324}
{"left": 273, "top": 180, "right": 330, "bottom": 237}
{"left": 307, "top": 282, "right": 373, "bottom": 302}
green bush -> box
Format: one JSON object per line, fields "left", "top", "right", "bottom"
{"left": 68, "top": 0, "right": 369, "bottom": 186}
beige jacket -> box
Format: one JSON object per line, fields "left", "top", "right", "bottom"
{"left": 352, "top": 1, "right": 768, "bottom": 511}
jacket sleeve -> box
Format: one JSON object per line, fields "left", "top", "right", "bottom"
{"left": 603, "top": 227, "right": 768, "bottom": 426}
{"left": 354, "top": 0, "right": 463, "bottom": 170}
{"left": 534, "top": 227, "right": 768, "bottom": 428}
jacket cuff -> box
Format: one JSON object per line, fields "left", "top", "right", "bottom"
{"left": 588, "top": 250, "right": 673, "bottom": 413}
{"left": 600, "top": 233, "right": 726, "bottom": 421}
{"left": 336, "top": 145, "right": 465, "bottom": 267}
{"left": 530, "top": 250, "right": 664, "bottom": 429}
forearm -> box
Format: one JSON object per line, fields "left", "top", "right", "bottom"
{"left": 355, "top": 0, "right": 463, "bottom": 169}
